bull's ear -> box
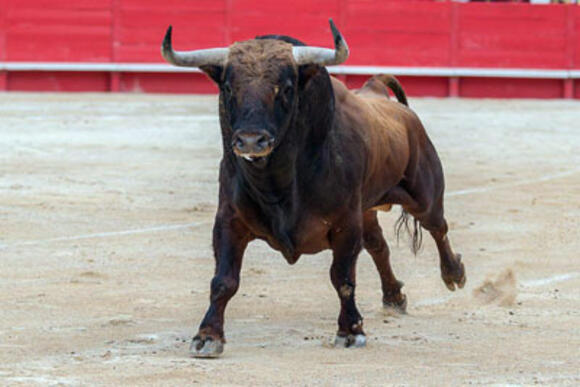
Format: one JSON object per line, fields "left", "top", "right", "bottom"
{"left": 199, "top": 65, "right": 223, "bottom": 84}
{"left": 298, "top": 64, "right": 322, "bottom": 89}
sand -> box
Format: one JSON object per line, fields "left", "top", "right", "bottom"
{"left": 1, "top": 93, "right": 579, "bottom": 385}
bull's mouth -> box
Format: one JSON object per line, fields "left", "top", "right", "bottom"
{"left": 236, "top": 151, "right": 271, "bottom": 166}
{"left": 231, "top": 131, "right": 274, "bottom": 165}
{"left": 242, "top": 155, "right": 264, "bottom": 162}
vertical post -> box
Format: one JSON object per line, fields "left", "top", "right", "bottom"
{"left": 110, "top": 73, "right": 121, "bottom": 92}
{"left": 110, "top": 0, "right": 121, "bottom": 92}
{"left": 0, "top": 72, "right": 6, "bottom": 91}
{"left": 564, "top": 4, "right": 576, "bottom": 99}
{"left": 0, "top": 0, "right": 6, "bottom": 91}
{"left": 449, "top": 77, "right": 460, "bottom": 98}
{"left": 449, "top": 2, "right": 460, "bottom": 98}
{"left": 225, "top": 0, "right": 232, "bottom": 45}
{"left": 564, "top": 79, "right": 574, "bottom": 99}
{"left": 338, "top": 0, "right": 348, "bottom": 32}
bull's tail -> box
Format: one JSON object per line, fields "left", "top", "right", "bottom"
{"left": 394, "top": 208, "right": 423, "bottom": 255}
{"left": 376, "top": 74, "right": 408, "bottom": 106}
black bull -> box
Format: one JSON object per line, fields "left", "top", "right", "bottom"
{"left": 161, "top": 20, "right": 466, "bottom": 358}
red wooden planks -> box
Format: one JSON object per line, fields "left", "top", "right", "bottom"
{"left": 2, "top": 1, "right": 578, "bottom": 69}
{"left": 120, "top": 72, "right": 217, "bottom": 94}
{"left": 5, "top": 2, "right": 113, "bottom": 62}
{"left": 230, "top": 0, "right": 339, "bottom": 45}
{"left": 114, "top": 0, "right": 227, "bottom": 62}
{"left": 0, "top": 1, "right": 578, "bottom": 97}
{"left": 345, "top": 1, "right": 452, "bottom": 66}
{"left": 461, "top": 77, "right": 563, "bottom": 98}
{"left": 457, "top": 3, "right": 568, "bottom": 69}
{"left": 8, "top": 71, "right": 110, "bottom": 91}
{"left": 572, "top": 7, "right": 580, "bottom": 68}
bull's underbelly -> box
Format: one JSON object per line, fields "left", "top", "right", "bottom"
{"left": 371, "top": 203, "right": 393, "bottom": 212}
{"left": 254, "top": 215, "right": 331, "bottom": 264}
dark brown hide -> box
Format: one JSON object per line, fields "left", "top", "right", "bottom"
{"left": 190, "top": 39, "right": 465, "bottom": 357}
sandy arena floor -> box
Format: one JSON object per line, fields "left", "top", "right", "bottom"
{"left": 0, "top": 93, "right": 579, "bottom": 385}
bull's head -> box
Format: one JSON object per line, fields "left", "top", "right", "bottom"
{"left": 161, "top": 19, "right": 348, "bottom": 164}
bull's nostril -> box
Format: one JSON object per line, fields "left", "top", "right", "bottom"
{"left": 257, "top": 135, "right": 269, "bottom": 150}
{"left": 233, "top": 137, "right": 244, "bottom": 150}
{"left": 231, "top": 131, "right": 273, "bottom": 155}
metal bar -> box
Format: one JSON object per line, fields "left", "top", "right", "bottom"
{"left": 0, "top": 62, "right": 579, "bottom": 79}
{"left": 0, "top": 62, "right": 201, "bottom": 73}
{"left": 328, "top": 66, "right": 574, "bottom": 79}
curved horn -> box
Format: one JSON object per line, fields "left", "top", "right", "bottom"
{"left": 292, "top": 19, "right": 349, "bottom": 66}
{"left": 161, "top": 26, "right": 229, "bottom": 67}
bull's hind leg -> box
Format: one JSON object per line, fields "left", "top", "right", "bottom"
{"left": 362, "top": 211, "right": 407, "bottom": 312}
{"left": 419, "top": 197, "right": 466, "bottom": 291}
{"left": 386, "top": 184, "right": 465, "bottom": 291}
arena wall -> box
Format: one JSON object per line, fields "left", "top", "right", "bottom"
{"left": 0, "top": 1, "right": 578, "bottom": 97}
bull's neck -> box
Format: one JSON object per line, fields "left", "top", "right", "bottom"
{"left": 232, "top": 142, "right": 300, "bottom": 259}
{"left": 235, "top": 141, "right": 298, "bottom": 207}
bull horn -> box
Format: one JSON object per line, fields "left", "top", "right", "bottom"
{"left": 292, "top": 19, "right": 349, "bottom": 66}
{"left": 161, "top": 26, "right": 229, "bottom": 67}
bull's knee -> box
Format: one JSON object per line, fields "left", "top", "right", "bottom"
{"left": 427, "top": 220, "right": 448, "bottom": 239}
{"left": 210, "top": 276, "right": 239, "bottom": 302}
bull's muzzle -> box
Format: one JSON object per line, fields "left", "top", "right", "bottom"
{"left": 231, "top": 130, "right": 275, "bottom": 160}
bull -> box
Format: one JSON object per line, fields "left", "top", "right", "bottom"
{"left": 161, "top": 19, "right": 466, "bottom": 358}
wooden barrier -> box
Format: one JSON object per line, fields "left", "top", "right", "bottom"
{"left": 0, "top": 1, "right": 578, "bottom": 98}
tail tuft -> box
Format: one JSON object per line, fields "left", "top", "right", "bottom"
{"left": 394, "top": 208, "right": 423, "bottom": 255}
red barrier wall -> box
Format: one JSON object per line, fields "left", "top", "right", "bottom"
{"left": 0, "top": 1, "right": 578, "bottom": 97}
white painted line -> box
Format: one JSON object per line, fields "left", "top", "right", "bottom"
{"left": 14, "top": 146, "right": 52, "bottom": 155}
{"left": 1, "top": 168, "right": 577, "bottom": 250}
{"left": 415, "top": 272, "right": 579, "bottom": 308}
{"left": 414, "top": 295, "right": 453, "bottom": 307}
{"left": 446, "top": 168, "right": 580, "bottom": 197}
{"left": 520, "top": 273, "right": 580, "bottom": 288}
{"left": 0, "top": 221, "right": 207, "bottom": 250}
{"left": 4, "top": 376, "right": 79, "bottom": 385}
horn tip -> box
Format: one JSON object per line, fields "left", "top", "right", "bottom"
{"left": 161, "top": 26, "right": 173, "bottom": 61}
{"left": 328, "top": 19, "right": 342, "bottom": 44}
{"left": 163, "top": 26, "right": 173, "bottom": 48}
{"left": 329, "top": 19, "right": 348, "bottom": 63}
{"left": 164, "top": 25, "right": 172, "bottom": 40}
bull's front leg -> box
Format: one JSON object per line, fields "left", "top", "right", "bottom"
{"left": 190, "top": 210, "right": 251, "bottom": 358}
{"left": 329, "top": 216, "right": 366, "bottom": 348}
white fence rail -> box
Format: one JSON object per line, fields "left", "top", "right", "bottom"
{"left": 1, "top": 62, "right": 580, "bottom": 79}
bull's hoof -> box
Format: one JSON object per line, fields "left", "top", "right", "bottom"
{"left": 383, "top": 293, "right": 407, "bottom": 314}
{"left": 441, "top": 254, "right": 466, "bottom": 291}
{"left": 189, "top": 336, "right": 224, "bottom": 358}
{"left": 334, "top": 333, "right": 367, "bottom": 348}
